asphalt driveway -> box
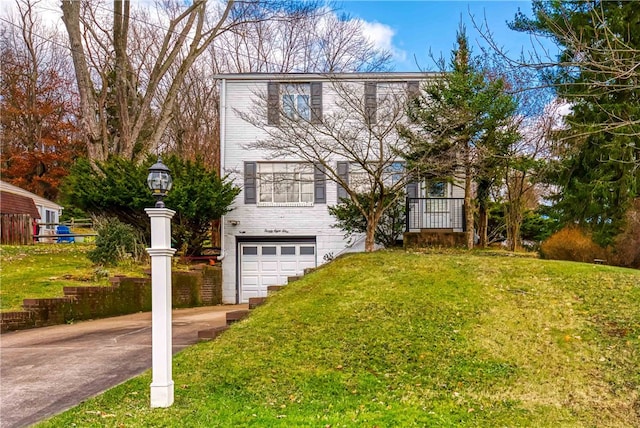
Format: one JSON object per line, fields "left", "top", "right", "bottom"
{"left": 0, "top": 305, "right": 246, "bottom": 428}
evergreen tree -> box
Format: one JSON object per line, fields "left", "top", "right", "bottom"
{"left": 399, "top": 25, "right": 518, "bottom": 248}
{"left": 62, "top": 155, "right": 240, "bottom": 255}
{"left": 511, "top": 1, "right": 640, "bottom": 244}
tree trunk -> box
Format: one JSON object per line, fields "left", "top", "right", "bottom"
{"left": 478, "top": 203, "right": 488, "bottom": 248}
{"left": 61, "top": 1, "right": 106, "bottom": 162}
{"left": 364, "top": 207, "right": 385, "bottom": 252}
{"left": 365, "top": 216, "right": 376, "bottom": 252}
{"left": 464, "top": 148, "right": 474, "bottom": 249}
{"left": 506, "top": 200, "right": 523, "bottom": 252}
{"left": 114, "top": 0, "right": 135, "bottom": 159}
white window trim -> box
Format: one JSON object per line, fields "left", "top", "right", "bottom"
{"left": 257, "top": 162, "right": 315, "bottom": 207}
{"left": 281, "top": 83, "right": 311, "bottom": 121}
{"left": 349, "top": 162, "right": 405, "bottom": 193}
{"left": 257, "top": 201, "right": 315, "bottom": 207}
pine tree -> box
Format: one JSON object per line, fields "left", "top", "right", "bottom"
{"left": 400, "top": 25, "right": 518, "bottom": 248}
{"left": 511, "top": 1, "right": 640, "bottom": 244}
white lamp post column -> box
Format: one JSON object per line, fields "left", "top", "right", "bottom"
{"left": 146, "top": 207, "right": 176, "bottom": 408}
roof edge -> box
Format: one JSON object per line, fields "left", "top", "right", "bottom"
{"left": 212, "top": 72, "right": 442, "bottom": 81}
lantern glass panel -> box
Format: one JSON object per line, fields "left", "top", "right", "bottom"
{"left": 148, "top": 171, "right": 173, "bottom": 193}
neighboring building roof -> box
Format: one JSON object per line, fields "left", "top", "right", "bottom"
{"left": 212, "top": 72, "right": 441, "bottom": 81}
{"left": 0, "top": 180, "right": 62, "bottom": 211}
{"left": 0, "top": 191, "right": 41, "bottom": 218}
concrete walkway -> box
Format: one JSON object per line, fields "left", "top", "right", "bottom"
{"left": 0, "top": 305, "right": 246, "bottom": 428}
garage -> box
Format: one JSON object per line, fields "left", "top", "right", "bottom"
{"left": 238, "top": 239, "right": 317, "bottom": 302}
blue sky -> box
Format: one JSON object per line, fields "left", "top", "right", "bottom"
{"left": 1, "top": 0, "right": 556, "bottom": 73}
{"left": 337, "top": 1, "right": 556, "bottom": 71}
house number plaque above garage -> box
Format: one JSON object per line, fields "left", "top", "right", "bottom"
{"left": 264, "top": 229, "right": 290, "bottom": 233}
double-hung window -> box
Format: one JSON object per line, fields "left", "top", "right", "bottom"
{"left": 257, "top": 163, "right": 314, "bottom": 206}
{"left": 339, "top": 162, "right": 405, "bottom": 195}
{"left": 45, "top": 209, "right": 57, "bottom": 230}
{"left": 365, "top": 81, "right": 412, "bottom": 124}
{"left": 281, "top": 84, "right": 310, "bottom": 121}
{"left": 267, "top": 81, "right": 321, "bottom": 125}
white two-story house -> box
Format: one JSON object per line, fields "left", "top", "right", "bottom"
{"left": 218, "top": 73, "right": 465, "bottom": 304}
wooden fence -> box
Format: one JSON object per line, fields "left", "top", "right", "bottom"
{"left": 1, "top": 214, "right": 33, "bottom": 245}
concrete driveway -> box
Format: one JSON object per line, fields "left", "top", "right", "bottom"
{"left": 0, "top": 305, "right": 246, "bottom": 428}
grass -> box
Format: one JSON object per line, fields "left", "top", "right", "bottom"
{"left": 38, "top": 249, "right": 640, "bottom": 427}
{"left": 0, "top": 244, "right": 146, "bottom": 312}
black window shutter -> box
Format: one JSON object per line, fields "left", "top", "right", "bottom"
{"left": 314, "top": 163, "right": 326, "bottom": 204}
{"left": 364, "top": 82, "right": 377, "bottom": 124}
{"left": 310, "top": 82, "right": 322, "bottom": 124}
{"left": 406, "top": 180, "right": 419, "bottom": 199}
{"left": 267, "top": 82, "right": 280, "bottom": 125}
{"left": 244, "top": 162, "right": 257, "bottom": 204}
{"left": 337, "top": 161, "right": 349, "bottom": 200}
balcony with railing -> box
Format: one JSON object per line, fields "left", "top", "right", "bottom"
{"left": 405, "top": 198, "right": 465, "bottom": 232}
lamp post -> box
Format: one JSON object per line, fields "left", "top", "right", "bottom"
{"left": 146, "top": 157, "right": 176, "bottom": 408}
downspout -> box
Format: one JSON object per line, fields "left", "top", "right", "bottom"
{"left": 217, "top": 78, "right": 227, "bottom": 261}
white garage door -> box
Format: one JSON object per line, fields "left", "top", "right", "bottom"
{"left": 239, "top": 242, "right": 317, "bottom": 302}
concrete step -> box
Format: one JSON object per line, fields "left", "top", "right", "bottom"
{"left": 197, "top": 325, "right": 229, "bottom": 341}
{"left": 267, "top": 285, "right": 285, "bottom": 294}
{"left": 248, "top": 297, "right": 267, "bottom": 309}
{"left": 226, "top": 309, "right": 250, "bottom": 325}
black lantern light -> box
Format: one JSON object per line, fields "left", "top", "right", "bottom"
{"left": 147, "top": 157, "right": 172, "bottom": 208}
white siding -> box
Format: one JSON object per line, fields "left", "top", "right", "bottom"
{"left": 219, "top": 74, "right": 461, "bottom": 303}
{"left": 221, "top": 79, "right": 365, "bottom": 303}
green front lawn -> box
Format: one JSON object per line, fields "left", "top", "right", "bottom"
{"left": 0, "top": 244, "right": 145, "bottom": 311}
{"left": 39, "top": 250, "right": 640, "bottom": 427}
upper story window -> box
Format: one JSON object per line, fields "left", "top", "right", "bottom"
{"left": 257, "top": 162, "right": 315, "bottom": 206}
{"left": 267, "top": 82, "right": 322, "bottom": 125}
{"left": 365, "top": 81, "right": 415, "bottom": 124}
{"left": 377, "top": 82, "right": 407, "bottom": 103}
{"left": 281, "top": 84, "right": 310, "bottom": 120}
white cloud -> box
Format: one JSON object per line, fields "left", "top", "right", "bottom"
{"left": 359, "top": 20, "right": 406, "bottom": 63}
{"left": 1, "top": 0, "right": 62, "bottom": 28}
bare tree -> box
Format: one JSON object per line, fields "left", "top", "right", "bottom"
{"left": 61, "top": 0, "right": 317, "bottom": 163}
{"left": 238, "top": 77, "right": 421, "bottom": 252}
{"left": 165, "top": 62, "right": 221, "bottom": 170}
{"left": 211, "top": 8, "right": 391, "bottom": 73}
{"left": 502, "top": 102, "right": 559, "bottom": 250}
{"left": 163, "top": 6, "right": 391, "bottom": 170}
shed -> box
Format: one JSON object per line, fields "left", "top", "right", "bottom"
{"left": 0, "top": 180, "right": 63, "bottom": 231}
{"left": 0, "top": 191, "right": 41, "bottom": 244}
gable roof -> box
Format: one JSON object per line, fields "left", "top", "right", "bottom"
{"left": 0, "top": 191, "right": 41, "bottom": 218}
{"left": 0, "top": 180, "right": 62, "bottom": 211}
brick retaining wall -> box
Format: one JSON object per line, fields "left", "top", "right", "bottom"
{"left": 0, "top": 266, "right": 222, "bottom": 333}
{"left": 403, "top": 230, "right": 467, "bottom": 248}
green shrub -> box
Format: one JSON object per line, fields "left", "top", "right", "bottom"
{"left": 61, "top": 155, "right": 240, "bottom": 255}
{"left": 88, "top": 217, "right": 144, "bottom": 266}
{"left": 521, "top": 210, "right": 556, "bottom": 243}
{"left": 328, "top": 193, "right": 405, "bottom": 248}
{"left": 539, "top": 226, "right": 608, "bottom": 263}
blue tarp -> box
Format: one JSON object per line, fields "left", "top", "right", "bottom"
{"left": 55, "top": 225, "right": 74, "bottom": 243}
